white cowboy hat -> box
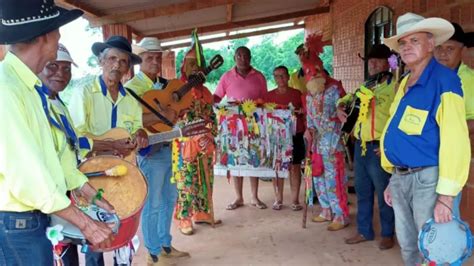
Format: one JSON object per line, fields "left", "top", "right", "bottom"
{"left": 56, "top": 43, "right": 77, "bottom": 67}
{"left": 132, "top": 37, "right": 163, "bottom": 55}
{"left": 383, "top": 12, "right": 454, "bottom": 52}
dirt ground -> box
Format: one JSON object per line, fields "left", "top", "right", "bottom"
{"left": 78, "top": 176, "right": 472, "bottom": 266}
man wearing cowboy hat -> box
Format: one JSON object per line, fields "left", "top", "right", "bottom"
{"left": 434, "top": 22, "right": 474, "bottom": 220}
{"left": 68, "top": 35, "right": 149, "bottom": 266}
{"left": 37, "top": 43, "right": 119, "bottom": 266}
{"left": 125, "top": 37, "right": 189, "bottom": 266}
{"left": 0, "top": 1, "right": 114, "bottom": 265}
{"left": 380, "top": 13, "right": 470, "bottom": 265}
{"left": 338, "top": 44, "right": 396, "bottom": 250}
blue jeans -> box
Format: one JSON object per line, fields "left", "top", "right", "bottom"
{"left": 138, "top": 145, "right": 177, "bottom": 256}
{"left": 389, "top": 166, "right": 439, "bottom": 266}
{"left": 0, "top": 211, "right": 53, "bottom": 266}
{"left": 453, "top": 192, "right": 462, "bottom": 218}
{"left": 354, "top": 141, "right": 394, "bottom": 239}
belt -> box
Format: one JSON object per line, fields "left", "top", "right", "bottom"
{"left": 356, "top": 139, "right": 379, "bottom": 145}
{"left": 394, "top": 166, "right": 425, "bottom": 175}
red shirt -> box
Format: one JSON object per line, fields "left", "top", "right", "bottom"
{"left": 265, "top": 87, "right": 305, "bottom": 133}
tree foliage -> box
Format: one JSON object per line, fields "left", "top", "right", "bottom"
{"left": 174, "top": 30, "right": 334, "bottom": 90}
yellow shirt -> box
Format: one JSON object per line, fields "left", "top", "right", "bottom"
{"left": 459, "top": 63, "right": 474, "bottom": 120}
{"left": 124, "top": 71, "right": 156, "bottom": 97}
{"left": 352, "top": 79, "right": 396, "bottom": 142}
{"left": 0, "top": 52, "right": 70, "bottom": 213}
{"left": 48, "top": 97, "right": 89, "bottom": 190}
{"left": 289, "top": 69, "right": 307, "bottom": 93}
{"left": 68, "top": 75, "right": 143, "bottom": 136}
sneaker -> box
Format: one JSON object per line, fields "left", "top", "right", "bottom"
{"left": 161, "top": 246, "right": 190, "bottom": 258}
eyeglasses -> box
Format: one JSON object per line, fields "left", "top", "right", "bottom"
{"left": 105, "top": 55, "right": 129, "bottom": 67}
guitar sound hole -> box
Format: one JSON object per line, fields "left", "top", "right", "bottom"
{"left": 172, "top": 92, "right": 181, "bottom": 102}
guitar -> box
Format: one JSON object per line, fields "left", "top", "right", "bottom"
{"left": 341, "top": 71, "right": 393, "bottom": 134}
{"left": 142, "top": 54, "right": 224, "bottom": 132}
{"left": 86, "top": 120, "right": 211, "bottom": 163}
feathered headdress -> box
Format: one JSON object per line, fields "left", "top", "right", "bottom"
{"left": 301, "top": 34, "right": 331, "bottom": 82}
{"left": 180, "top": 28, "right": 206, "bottom": 81}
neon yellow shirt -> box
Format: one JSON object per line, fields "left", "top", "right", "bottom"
{"left": 124, "top": 71, "right": 155, "bottom": 97}
{"left": 0, "top": 52, "right": 70, "bottom": 213}
{"left": 48, "top": 97, "right": 89, "bottom": 190}
{"left": 289, "top": 69, "right": 307, "bottom": 93}
{"left": 459, "top": 63, "right": 474, "bottom": 120}
{"left": 349, "top": 79, "right": 396, "bottom": 142}
{"left": 68, "top": 75, "right": 143, "bottom": 136}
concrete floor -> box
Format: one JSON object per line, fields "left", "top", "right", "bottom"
{"left": 85, "top": 176, "right": 472, "bottom": 266}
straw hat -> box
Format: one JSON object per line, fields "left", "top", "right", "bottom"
{"left": 383, "top": 12, "right": 454, "bottom": 52}
{"left": 56, "top": 43, "right": 77, "bottom": 67}
{"left": 132, "top": 37, "right": 163, "bottom": 55}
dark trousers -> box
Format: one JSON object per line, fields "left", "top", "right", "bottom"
{"left": 354, "top": 140, "right": 395, "bottom": 239}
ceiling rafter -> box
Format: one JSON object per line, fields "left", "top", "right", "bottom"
{"left": 162, "top": 23, "right": 305, "bottom": 50}
{"left": 55, "top": 0, "right": 104, "bottom": 19}
{"left": 89, "top": 0, "right": 249, "bottom": 28}
{"left": 226, "top": 4, "right": 234, "bottom": 23}
{"left": 150, "top": 6, "right": 329, "bottom": 40}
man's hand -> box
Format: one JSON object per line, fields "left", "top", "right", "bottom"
{"left": 54, "top": 205, "right": 114, "bottom": 250}
{"left": 133, "top": 129, "right": 148, "bottom": 149}
{"left": 81, "top": 218, "right": 115, "bottom": 250}
{"left": 76, "top": 183, "right": 115, "bottom": 214}
{"left": 374, "top": 148, "right": 381, "bottom": 157}
{"left": 434, "top": 195, "right": 453, "bottom": 223}
{"left": 384, "top": 186, "right": 392, "bottom": 207}
{"left": 111, "top": 139, "right": 136, "bottom": 158}
{"left": 336, "top": 105, "right": 348, "bottom": 124}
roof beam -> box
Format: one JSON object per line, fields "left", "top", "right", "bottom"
{"left": 150, "top": 6, "right": 329, "bottom": 39}
{"left": 226, "top": 4, "right": 234, "bottom": 23}
{"left": 162, "top": 24, "right": 305, "bottom": 50}
{"left": 55, "top": 0, "right": 103, "bottom": 19}
{"left": 90, "top": 0, "right": 248, "bottom": 28}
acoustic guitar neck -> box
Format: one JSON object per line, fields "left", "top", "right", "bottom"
{"left": 174, "top": 65, "right": 213, "bottom": 100}
{"left": 148, "top": 128, "right": 182, "bottom": 145}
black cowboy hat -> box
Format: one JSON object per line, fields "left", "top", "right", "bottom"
{"left": 91, "top": 36, "right": 142, "bottom": 65}
{"left": 0, "top": 0, "right": 83, "bottom": 44}
{"left": 358, "top": 44, "right": 392, "bottom": 61}
{"left": 449, "top": 22, "right": 474, "bottom": 48}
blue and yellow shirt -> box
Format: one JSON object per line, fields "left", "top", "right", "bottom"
{"left": 380, "top": 57, "right": 470, "bottom": 196}
{"left": 68, "top": 75, "right": 143, "bottom": 136}
{"left": 458, "top": 63, "right": 474, "bottom": 120}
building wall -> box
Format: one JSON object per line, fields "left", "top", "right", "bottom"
{"left": 304, "top": 0, "right": 474, "bottom": 225}
{"left": 305, "top": 0, "right": 474, "bottom": 92}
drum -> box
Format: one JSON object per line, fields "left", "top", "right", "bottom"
{"left": 418, "top": 216, "right": 473, "bottom": 265}
{"left": 75, "top": 156, "right": 148, "bottom": 251}
{"left": 50, "top": 205, "right": 120, "bottom": 246}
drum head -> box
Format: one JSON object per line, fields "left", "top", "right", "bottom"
{"left": 418, "top": 217, "right": 473, "bottom": 265}
{"left": 50, "top": 205, "right": 120, "bottom": 244}
{"left": 78, "top": 156, "right": 148, "bottom": 219}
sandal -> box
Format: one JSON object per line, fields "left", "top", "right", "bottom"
{"left": 250, "top": 201, "right": 267, "bottom": 209}
{"left": 226, "top": 202, "right": 244, "bottom": 210}
{"left": 272, "top": 201, "right": 283, "bottom": 210}
{"left": 291, "top": 203, "right": 303, "bottom": 211}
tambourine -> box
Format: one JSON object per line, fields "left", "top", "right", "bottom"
{"left": 50, "top": 204, "right": 120, "bottom": 251}
{"left": 418, "top": 216, "right": 472, "bottom": 265}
